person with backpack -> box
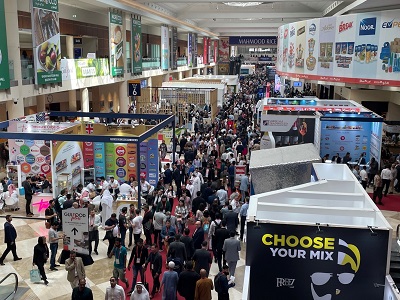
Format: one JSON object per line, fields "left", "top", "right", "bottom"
{"left": 208, "top": 213, "right": 222, "bottom": 260}
{"left": 214, "top": 265, "right": 235, "bottom": 300}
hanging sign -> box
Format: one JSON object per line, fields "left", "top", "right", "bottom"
{"left": 109, "top": 10, "right": 124, "bottom": 76}
{"left": 131, "top": 17, "right": 142, "bottom": 74}
{"left": 62, "top": 208, "right": 89, "bottom": 255}
{"left": 0, "top": 0, "right": 10, "bottom": 89}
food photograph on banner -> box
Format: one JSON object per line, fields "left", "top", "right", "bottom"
{"left": 31, "top": 0, "right": 61, "bottom": 85}
{"left": 109, "top": 10, "right": 124, "bottom": 76}
{"left": 295, "top": 21, "right": 306, "bottom": 73}
{"left": 287, "top": 23, "right": 297, "bottom": 73}
{"left": 246, "top": 223, "right": 389, "bottom": 300}
{"left": 0, "top": 0, "right": 10, "bottom": 90}
{"left": 318, "top": 17, "right": 336, "bottom": 76}
{"left": 334, "top": 15, "right": 356, "bottom": 77}
{"left": 305, "top": 19, "right": 319, "bottom": 75}
{"left": 131, "top": 17, "right": 142, "bottom": 74}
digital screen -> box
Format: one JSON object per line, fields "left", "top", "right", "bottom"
{"left": 293, "top": 81, "right": 302, "bottom": 87}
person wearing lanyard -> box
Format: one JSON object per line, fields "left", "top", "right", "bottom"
{"left": 109, "top": 238, "right": 129, "bottom": 289}
{"left": 143, "top": 244, "right": 163, "bottom": 299}
{"left": 127, "top": 238, "right": 149, "bottom": 296}
{"left": 239, "top": 197, "right": 249, "bottom": 241}
{"left": 88, "top": 210, "right": 101, "bottom": 255}
{"left": 105, "top": 276, "right": 125, "bottom": 300}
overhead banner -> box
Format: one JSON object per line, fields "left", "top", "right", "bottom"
{"left": 229, "top": 36, "right": 277, "bottom": 45}
{"left": 62, "top": 208, "right": 89, "bottom": 255}
{"left": 219, "top": 37, "right": 230, "bottom": 62}
{"left": 31, "top": 0, "right": 62, "bottom": 85}
{"left": 246, "top": 223, "right": 389, "bottom": 300}
{"left": 188, "top": 33, "right": 193, "bottom": 67}
{"left": 131, "top": 17, "right": 142, "bottom": 74}
{"left": 203, "top": 37, "right": 209, "bottom": 65}
{"left": 277, "top": 9, "right": 400, "bottom": 86}
{"left": 214, "top": 40, "right": 218, "bottom": 63}
{"left": 193, "top": 33, "right": 198, "bottom": 67}
{"left": 161, "top": 25, "right": 169, "bottom": 71}
{"left": 109, "top": 10, "right": 124, "bottom": 76}
{"left": 0, "top": 0, "right": 9, "bottom": 90}
{"left": 61, "top": 58, "right": 109, "bottom": 80}
{"left": 171, "top": 27, "right": 178, "bottom": 70}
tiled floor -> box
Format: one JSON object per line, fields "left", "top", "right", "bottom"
{"left": 0, "top": 199, "right": 245, "bottom": 300}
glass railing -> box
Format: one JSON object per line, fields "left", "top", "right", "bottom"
{"left": 0, "top": 273, "right": 18, "bottom": 300}
{"left": 142, "top": 57, "right": 161, "bottom": 70}
{"left": 177, "top": 57, "right": 187, "bottom": 66}
{"left": 21, "top": 58, "right": 35, "bottom": 84}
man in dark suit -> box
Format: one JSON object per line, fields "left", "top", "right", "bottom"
{"left": 168, "top": 234, "right": 187, "bottom": 264}
{"left": 192, "top": 241, "right": 212, "bottom": 275}
{"left": 172, "top": 163, "right": 181, "bottom": 191}
{"left": 181, "top": 228, "right": 195, "bottom": 261}
{"left": 192, "top": 220, "right": 205, "bottom": 250}
{"left": 191, "top": 191, "right": 206, "bottom": 215}
{"left": 214, "top": 220, "right": 230, "bottom": 272}
{"left": 0, "top": 215, "right": 21, "bottom": 265}
{"left": 22, "top": 177, "right": 34, "bottom": 216}
{"left": 177, "top": 261, "right": 200, "bottom": 300}
{"left": 224, "top": 205, "right": 239, "bottom": 234}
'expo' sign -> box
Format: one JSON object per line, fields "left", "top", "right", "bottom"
{"left": 228, "top": 36, "right": 277, "bottom": 45}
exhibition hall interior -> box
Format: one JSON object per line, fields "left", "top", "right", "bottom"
{"left": 1, "top": 0, "right": 400, "bottom": 299}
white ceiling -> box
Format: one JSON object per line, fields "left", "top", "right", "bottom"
{"left": 57, "top": 0, "right": 400, "bottom": 37}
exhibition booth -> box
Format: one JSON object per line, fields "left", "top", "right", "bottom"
{"left": 192, "top": 74, "right": 240, "bottom": 93}
{"left": 244, "top": 163, "right": 393, "bottom": 300}
{"left": 0, "top": 111, "right": 176, "bottom": 208}
{"left": 255, "top": 98, "right": 383, "bottom": 164}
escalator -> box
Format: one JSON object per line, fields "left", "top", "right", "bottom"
{"left": 0, "top": 273, "right": 18, "bottom": 300}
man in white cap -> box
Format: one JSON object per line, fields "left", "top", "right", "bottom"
{"left": 160, "top": 261, "right": 179, "bottom": 300}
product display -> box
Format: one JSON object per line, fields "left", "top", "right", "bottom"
{"left": 380, "top": 38, "right": 400, "bottom": 73}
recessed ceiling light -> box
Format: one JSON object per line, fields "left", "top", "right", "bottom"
{"left": 240, "top": 18, "right": 262, "bottom": 21}
{"left": 223, "top": 2, "right": 263, "bottom": 7}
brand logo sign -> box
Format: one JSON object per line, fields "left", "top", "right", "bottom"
{"left": 277, "top": 278, "right": 295, "bottom": 288}
{"left": 290, "top": 26, "right": 296, "bottom": 37}
{"left": 260, "top": 114, "right": 298, "bottom": 132}
{"left": 309, "top": 23, "right": 316, "bottom": 35}
{"left": 228, "top": 36, "right": 277, "bottom": 45}
{"left": 284, "top": 29, "right": 288, "bottom": 39}
{"left": 297, "top": 26, "right": 305, "bottom": 36}
{"left": 321, "top": 24, "right": 334, "bottom": 32}
{"left": 338, "top": 21, "right": 353, "bottom": 33}
{"left": 382, "top": 19, "right": 400, "bottom": 28}
{"left": 359, "top": 17, "right": 376, "bottom": 35}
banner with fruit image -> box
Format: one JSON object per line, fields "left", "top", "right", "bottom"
{"left": 0, "top": 0, "right": 10, "bottom": 90}
{"left": 31, "top": 0, "right": 61, "bottom": 85}
{"left": 131, "top": 17, "right": 142, "bottom": 74}
{"left": 109, "top": 10, "right": 124, "bottom": 76}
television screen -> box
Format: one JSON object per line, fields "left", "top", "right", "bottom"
{"left": 293, "top": 81, "right": 302, "bottom": 87}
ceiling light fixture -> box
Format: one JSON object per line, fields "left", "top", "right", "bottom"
{"left": 240, "top": 18, "right": 262, "bottom": 21}
{"left": 223, "top": 2, "right": 263, "bottom": 7}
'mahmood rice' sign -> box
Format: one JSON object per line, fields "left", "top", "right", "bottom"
{"left": 246, "top": 223, "right": 389, "bottom": 300}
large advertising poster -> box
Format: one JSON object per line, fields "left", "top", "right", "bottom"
{"left": 114, "top": 143, "right": 128, "bottom": 181}
{"left": 82, "top": 142, "right": 94, "bottom": 168}
{"left": 295, "top": 21, "right": 307, "bottom": 73}
{"left": 105, "top": 143, "right": 115, "bottom": 178}
{"left": 214, "top": 40, "right": 218, "bottom": 63}
{"left": 246, "top": 223, "right": 389, "bottom": 300}
{"left": 193, "top": 33, "right": 198, "bottom": 67}
{"left": 320, "top": 118, "right": 371, "bottom": 161}
{"left": 127, "top": 143, "right": 137, "bottom": 180}
{"left": 0, "top": 0, "right": 9, "bottom": 90}
{"left": 203, "top": 37, "right": 208, "bottom": 65}
{"left": 139, "top": 142, "right": 148, "bottom": 179}
{"left": 277, "top": 9, "right": 400, "bottom": 86}
{"left": 31, "top": 0, "right": 62, "bottom": 85}
{"left": 218, "top": 37, "right": 230, "bottom": 62}
{"left": 61, "top": 59, "right": 109, "bottom": 80}
{"left": 94, "top": 142, "right": 105, "bottom": 180}
{"left": 62, "top": 208, "right": 89, "bottom": 255}
{"left": 131, "top": 18, "right": 142, "bottom": 74}
{"left": 188, "top": 33, "right": 193, "bottom": 67}
{"left": 287, "top": 23, "right": 297, "bottom": 73}
{"left": 171, "top": 27, "right": 178, "bottom": 70}
{"left": 161, "top": 25, "right": 169, "bottom": 71}
{"left": 147, "top": 139, "right": 159, "bottom": 186}
{"left": 370, "top": 121, "right": 383, "bottom": 165}
{"left": 109, "top": 10, "right": 124, "bottom": 76}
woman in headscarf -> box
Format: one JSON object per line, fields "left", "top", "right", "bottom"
{"left": 130, "top": 282, "right": 150, "bottom": 300}
{"left": 33, "top": 236, "right": 50, "bottom": 285}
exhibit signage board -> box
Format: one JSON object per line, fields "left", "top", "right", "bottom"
{"left": 131, "top": 18, "right": 142, "bottom": 74}
{"left": 109, "top": 10, "right": 124, "bottom": 76}
{"left": 31, "top": 0, "right": 62, "bottom": 85}
{"left": 246, "top": 222, "right": 389, "bottom": 300}
{"left": 62, "top": 208, "right": 89, "bottom": 255}
{"left": 161, "top": 25, "right": 169, "bottom": 71}
{"left": 277, "top": 9, "right": 400, "bottom": 86}
{"left": 0, "top": 0, "right": 10, "bottom": 90}
{"left": 229, "top": 36, "right": 277, "bottom": 45}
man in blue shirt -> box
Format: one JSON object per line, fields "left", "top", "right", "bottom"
{"left": 108, "top": 237, "right": 129, "bottom": 289}
{"left": 239, "top": 197, "right": 249, "bottom": 241}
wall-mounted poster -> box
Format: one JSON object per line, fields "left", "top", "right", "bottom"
{"left": 0, "top": 0, "right": 10, "bottom": 90}
{"left": 161, "top": 25, "right": 169, "bottom": 71}
{"left": 131, "top": 17, "right": 142, "bottom": 74}
{"left": 109, "top": 10, "right": 124, "bottom": 76}
{"left": 31, "top": 0, "right": 62, "bottom": 85}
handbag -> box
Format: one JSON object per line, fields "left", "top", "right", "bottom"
{"left": 30, "top": 268, "right": 41, "bottom": 283}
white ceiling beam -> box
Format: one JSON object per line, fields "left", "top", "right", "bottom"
{"left": 213, "top": 28, "right": 278, "bottom": 33}
{"left": 334, "top": 0, "right": 367, "bottom": 16}
{"left": 179, "top": 12, "right": 321, "bottom": 19}
{"left": 218, "top": 32, "right": 278, "bottom": 36}
{"left": 198, "top": 22, "right": 284, "bottom": 28}
{"left": 136, "top": 0, "right": 353, "bottom": 3}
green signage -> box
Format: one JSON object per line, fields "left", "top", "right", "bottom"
{"left": 109, "top": 11, "right": 124, "bottom": 76}
{"left": 0, "top": 0, "right": 10, "bottom": 90}
{"left": 31, "top": 0, "right": 61, "bottom": 85}
{"left": 74, "top": 59, "right": 109, "bottom": 79}
{"left": 131, "top": 18, "right": 142, "bottom": 74}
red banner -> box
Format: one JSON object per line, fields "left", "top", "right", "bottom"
{"left": 127, "top": 143, "right": 138, "bottom": 181}
{"left": 83, "top": 142, "right": 94, "bottom": 168}
{"left": 203, "top": 37, "right": 208, "bottom": 65}
{"left": 214, "top": 40, "right": 218, "bottom": 63}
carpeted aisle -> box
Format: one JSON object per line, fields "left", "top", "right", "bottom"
{"left": 368, "top": 193, "right": 400, "bottom": 212}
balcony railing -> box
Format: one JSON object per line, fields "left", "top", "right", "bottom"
{"left": 142, "top": 57, "right": 161, "bottom": 70}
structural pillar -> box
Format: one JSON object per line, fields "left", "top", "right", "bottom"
{"left": 66, "top": 36, "right": 74, "bottom": 59}
{"left": 69, "top": 90, "right": 77, "bottom": 111}
{"left": 81, "top": 88, "right": 89, "bottom": 121}
{"left": 119, "top": 81, "right": 129, "bottom": 113}
{"left": 36, "top": 95, "right": 46, "bottom": 112}
{"left": 91, "top": 87, "right": 101, "bottom": 112}
{"left": 6, "top": 100, "right": 24, "bottom": 119}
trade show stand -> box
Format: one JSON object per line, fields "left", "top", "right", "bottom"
{"left": 244, "top": 163, "right": 392, "bottom": 300}
{"left": 249, "top": 143, "right": 321, "bottom": 194}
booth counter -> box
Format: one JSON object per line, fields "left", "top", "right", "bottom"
{"left": 244, "top": 163, "right": 392, "bottom": 300}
